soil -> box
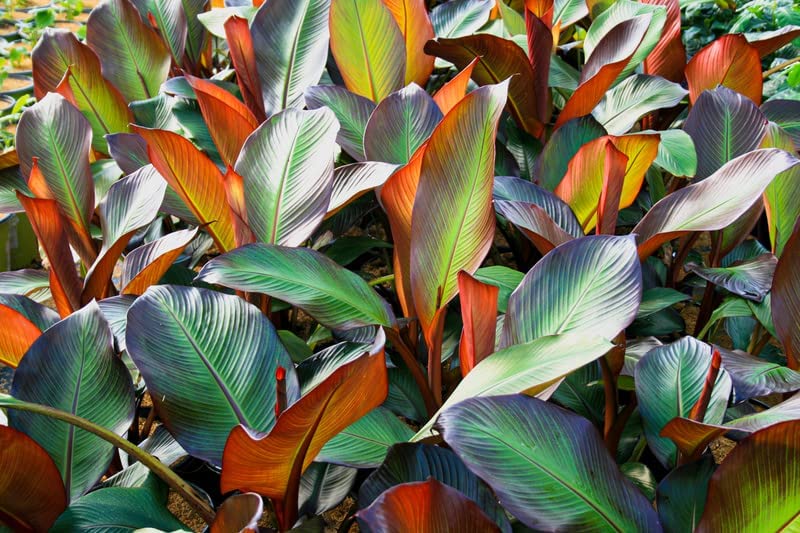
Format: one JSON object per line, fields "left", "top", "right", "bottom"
{"left": 1, "top": 75, "right": 33, "bottom": 93}
{"left": 710, "top": 437, "right": 736, "bottom": 463}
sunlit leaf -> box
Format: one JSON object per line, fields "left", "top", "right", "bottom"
{"left": 305, "top": 85, "right": 376, "bottom": 161}
{"left": 383, "top": 0, "right": 435, "bottom": 85}
{"left": 458, "top": 271, "right": 498, "bottom": 377}
{"left": 121, "top": 228, "right": 198, "bottom": 295}
{"left": 761, "top": 122, "right": 800, "bottom": 256}
{"left": 592, "top": 75, "right": 686, "bottom": 135}
{"left": 685, "top": 34, "right": 762, "bottom": 105}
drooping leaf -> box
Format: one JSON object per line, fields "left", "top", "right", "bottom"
{"left": 641, "top": 0, "right": 685, "bottom": 83}
{"left": 86, "top": 0, "right": 171, "bottom": 102}
{"left": 210, "top": 493, "right": 263, "bottom": 533}
{"left": 718, "top": 346, "right": 800, "bottom": 401}
{"left": 656, "top": 456, "right": 716, "bottom": 533}
{"left": 686, "top": 253, "right": 777, "bottom": 303}
{"left": 363, "top": 83, "right": 442, "bottom": 164}
{"left": 82, "top": 166, "right": 167, "bottom": 303}
{"left": 437, "top": 395, "right": 662, "bottom": 531}
{"left": 126, "top": 285, "right": 299, "bottom": 465}
{"left": 554, "top": 15, "right": 651, "bottom": 129}
{"left": 745, "top": 26, "right": 800, "bottom": 57}
{"left": 383, "top": 0, "right": 435, "bottom": 85}
{"left": 0, "top": 269, "right": 51, "bottom": 303}
{"left": 358, "top": 443, "right": 511, "bottom": 531}
{"left": 494, "top": 200, "right": 576, "bottom": 254}
{"left": 502, "top": 235, "right": 642, "bottom": 345}
{"left": 356, "top": 479, "right": 501, "bottom": 533}
{"left": 298, "top": 462, "right": 357, "bottom": 518}
{"left": 186, "top": 75, "right": 259, "bottom": 168}
{"left": 250, "top": 0, "right": 331, "bottom": 116}
{"left": 330, "top": 0, "right": 405, "bottom": 102}
{"left": 424, "top": 35, "right": 542, "bottom": 137}
{"left": 32, "top": 29, "right": 131, "bottom": 153}
{"left": 414, "top": 333, "right": 615, "bottom": 439}
{"left": 10, "top": 303, "right": 135, "bottom": 500}
{"left": 762, "top": 99, "right": 800, "bottom": 149}
{"left": 761, "top": 122, "right": 800, "bottom": 256}
{"left": 329, "top": 162, "right": 399, "bottom": 214}
{"left": 685, "top": 34, "right": 762, "bottom": 105}
{"left": 457, "top": 271, "right": 498, "bottom": 376}
{"left": 634, "top": 336, "right": 732, "bottom": 467}
{"left": 197, "top": 244, "right": 396, "bottom": 329}
{"left": 234, "top": 108, "right": 338, "bottom": 246}
{"left": 16, "top": 193, "right": 82, "bottom": 317}
{"left": 592, "top": 75, "right": 687, "bottom": 135}
{"left": 305, "top": 85, "right": 375, "bottom": 162}
{"left": 683, "top": 87, "right": 768, "bottom": 180}
{"left": 409, "top": 81, "right": 507, "bottom": 343}
{"left": 772, "top": 228, "right": 800, "bottom": 370}
{"left": 220, "top": 349, "right": 388, "bottom": 530}
{"left": 430, "top": 0, "right": 492, "bottom": 38}
{"left": 632, "top": 149, "right": 799, "bottom": 258}
{"left": 317, "top": 406, "right": 413, "bottom": 468}
{"left": 696, "top": 421, "right": 800, "bottom": 532}
{"left": 133, "top": 126, "right": 237, "bottom": 252}
{"left": 16, "top": 93, "right": 96, "bottom": 264}
{"left": 537, "top": 116, "right": 606, "bottom": 190}
{"left": 0, "top": 425, "right": 67, "bottom": 531}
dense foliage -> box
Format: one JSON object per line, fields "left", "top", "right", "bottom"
{"left": 1, "top": 0, "right": 800, "bottom": 531}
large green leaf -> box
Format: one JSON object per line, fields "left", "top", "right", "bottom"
{"left": 717, "top": 346, "right": 800, "bottom": 401}
{"left": 413, "top": 333, "right": 614, "bottom": 439}
{"left": 502, "top": 235, "right": 642, "bottom": 346}
{"left": 697, "top": 421, "right": 800, "bottom": 532}
{"left": 125, "top": 285, "right": 299, "bottom": 466}
{"left": 305, "top": 85, "right": 375, "bottom": 161}
{"left": 250, "top": 0, "right": 331, "bottom": 115}
{"left": 0, "top": 269, "right": 51, "bottom": 303}
{"left": 634, "top": 336, "right": 732, "bottom": 467}
{"left": 329, "top": 0, "right": 405, "bottom": 102}
{"left": 633, "top": 149, "right": 799, "bottom": 258}
{"left": 409, "top": 81, "right": 507, "bottom": 341}
{"left": 438, "top": 395, "right": 661, "bottom": 531}
{"left": 686, "top": 253, "right": 777, "bottom": 303}
{"left": 9, "top": 303, "right": 135, "bottom": 500}
{"left": 584, "top": 0, "right": 666, "bottom": 83}
{"left": 430, "top": 0, "right": 492, "bottom": 38}
{"left": 197, "top": 244, "right": 396, "bottom": 329}
{"left": 358, "top": 443, "right": 511, "bottom": 532}
{"left": 762, "top": 99, "right": 800, "bottom": 149}
{"left": 86, "top": 0, "right": 171, "bottom": 102}
{"left": 317, "top": 406, "right": 413, "bottom": 468}
{"left": 234, "top": 108, "right": 339, "bottom": 246}
{"left": 592, "top": 75, "right": 687, "bottom": 135}
{"left": 656, "top": 456, "right": 716, "bottom": 533}
{"left": 684, "top": 87, "right": 767, "bottom": 180}
{"left": 649, "top": 129, "right": 697, "bottom": 178}
{"left": 51, "top": 477, "right": 187, "bottom": 532}
{"left": 363, "top": 83, "right": 442, "bottom": 164}
{"left": 761, "top": 122, "right": 800, "bottom": 257}
{"left": 15, "top": 92, "right": 96, "bottom": 263}
{"left": 472, "top": 265, "right": 523, "bottom": 314}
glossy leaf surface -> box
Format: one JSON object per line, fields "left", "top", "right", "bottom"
{"left": 685, "top": 34, "right": 762, "bottom": 105}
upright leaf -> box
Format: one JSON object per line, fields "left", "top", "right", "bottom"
{"left": 641, "top": 0, "right": 685, "bottom": 83}
{"left": 305, "top": 85, "right": 376, "bottom": 161}
{"left": 235, "top": 108, "right": 339, "bottom": 246}
{"left": 86, "top": 0, "right": 171, "bottom": 102}
{"left": 761, "top": 122, "right": 800, "bottom": 256}
{"left": 458, "top": 271, "right": 498, "bottom": 376}
{"left": 224, "top": 16, "right": 266, "bottom": 122}
{"left": 383, "top": 0, "right": 435, "bottom": 85}
{"left": 430, "top": 0, "right": 492, "bottom": 38}
{"left": 126, "top": 285, "right": 299, "bottom": 465}
{"left": 330, "top": 0, "right": 406, "bottom": 102}
{"left": 537, "top": 116, "right": 607, "bottom": 190}
{"left": 121, "top": 228, "right": 198, "bottom": 295}
{"left": 9, "top": 303, "right": 135, "bottom": 500}
{"left": 0, "top": 425, "right": 67, "bottom": 531}
{"left": 657, "top": 457, "right": 716, "bottom": 533}
{"left": 633, "top": 149, "right": 799, "bottom": 258}
{"left": 197, "top": 244, "right": 396, "bottom": 329}
{"left": 685, "top": 34, "right": 762, "bottom": 105}
{"left": 410, "top": 81, "right": 507, "bottom": 344}
{"left": 772, "top": 229, "right": 800, "bottom": 370}
{"left": 432, "top": 57, "right": 478, "bottom": 114}
{"left": 438, "top": 395, "right": 662, "bottom": 531}
{"left": 250, "top": 0, "right": 331, "bottom": 115}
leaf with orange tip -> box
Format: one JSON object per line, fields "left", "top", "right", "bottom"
{"left": 425, "top": 35, "right": 543, "bottom": 137}
{"left": 185, "top": 75, "right": 259, "bottom": 168}
{"left": 210, "top": 493, "right": 263, "bottom": 533}
{"left": 121, "top": 228, "right": 199, "bottom": 295}
{"left": 383, "top": 0, "right": 435, "bottom": 86}
{"left": 224, "top": 16, "right": 266, "bottom": 122}
{"left": 432, "top": 57, "right": 478, "bottom": 115}
{"left": 356, "top": 478, "right": 501, "bottom": 533}
{"left": 641, "top": 0, "right": 685, "bottom": 83}
{"left": 379, "top": 144, "right": 425, "bottom": 318}
{"left": 223, "top": 167, "right": 256, "bottom": 247}
{"left": 0, "top": 305, "right": 44, "bottom": 368}
{"left": 595, "top": 142, "right": 628, "bottom": 235}
{"left": 32, "top": 29, "right": 131, "bottom": 154}
{"left": 16, "top": 192, "right": 82, "bottom": 317}
{"left": 495, "top": 200, "right": 576, "bottom": 254}
{"left": 660, "top": 417, "right": 728, "bottom": 460}
{"left": 133, "top": 125, "right": 237, "bottom": 252}
{"left": 746, "top": 26, "right": 800, "bottom": 58}
{"left": 458, "top": 271, "right": 498, "bottom": 377}
{"left": 410, "top": 81, "right": 508, "bottom": 346}
{"left": 82, "top": 166, "right": 167, "bottom": 304}
{"left": 220, "top": 345, "right": 388, "bottom": 530}
{"left": 685, "top": 34, "right": 762, "bottom": 105}
{"left": 0, "top": 425, "right": 68, "bottom": 531}
{"left": 554, "top": 15, "right": 651, "bottom": 129}
{"left": 330, "top": 0, "right": 406, "bottom": 102}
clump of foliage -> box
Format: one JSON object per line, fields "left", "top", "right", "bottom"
{"left": 1, "top": 0, "right": 800, "bottom": 531}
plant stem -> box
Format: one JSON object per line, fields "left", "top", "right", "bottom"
{"left": 599, "top": 356, "right": 617, "bottom": 443}
{"left": 694, "top": 231, "right": 723, "bottom": 336}
{"left": 384, "top": 327, "right": 439, "bottom": 417}
{"left": 605, "top": 397, "right": 637, "bottom": 458}
{"left": 368, "top": 274, "right": 395, "bottom": 287}
{"left": 763, "top": 55, "right": 800, "bottom": 79}
{"left": 0, "top": 394, "right": 216, "bottom": 524}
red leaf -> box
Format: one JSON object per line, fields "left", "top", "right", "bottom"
{"left": 458, "top": 271, "right": 498, "bottom": 377}
{"left": 596, "top": 141, "right": 629, "bottom": 235}
{"left": 432, "top": 57, "right": 478, "bottom": 115}
{"left": 0, "top": 305, "right": 43, "bottom": 368}
{"left": 224, "top": 16, "right": 267, "bottom": 122}
{"left": 641, "top": 0, "right": 686, "bottom": 82}
{"left": 525, "top": 0, "right": 553, "bottom": 124}
{"left": 685, "top": 34, "right": 762, "bottom": 105}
